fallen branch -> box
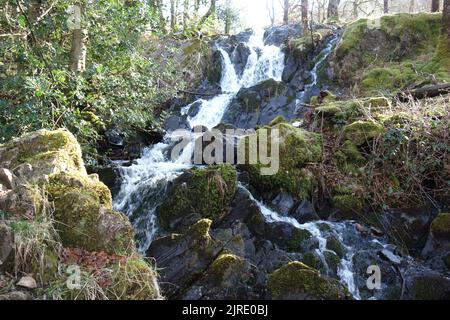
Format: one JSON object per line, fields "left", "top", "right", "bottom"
{"left": 397, "top": 83, "right": 450, "bottom": 102}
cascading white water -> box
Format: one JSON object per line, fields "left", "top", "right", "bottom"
{"left": 114, "top": 30, "right": 286, "bottom": 252}
{"left": 238, "top": 185, "right": 360, "bottom": 299}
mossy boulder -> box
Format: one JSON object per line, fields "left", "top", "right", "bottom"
{"left": 208, "top": 253, "right": 249, "bottom": 288}
{"left": 332, "top": 194, "right": 364, "bottom": 218}
{"left": 430, "top": 213, "right": 450, "bottom": 247}
{"left": 326, "top": 236, "right": 345, "bottom": 259}
{"left": 333, "top": 13, "right": 448, "bottom": 91}
{"left": 268, "top": 261, "right": 352, "bottom": 300}
{"left": 243, "top": 123, "right": 322, "bottom": 200}
{"left": 157, "top": 165, "right": 237, "bottom": 231}
{"left": 343, "top": 120, "right": 384, "bottom": 146}
{"left": 0, "top": 129, "right": 85, "bottom": 182}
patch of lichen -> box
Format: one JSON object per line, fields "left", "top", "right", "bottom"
{"left": 157, "top": 165, "right": 237, "bottom": 231}
{"left": 431, "top": 213, "right": 450, "bottom": 240}
{"left": 268, "top": 261, "right": 351, "bottom": 300}
{"left": 243, "top": 123, "right": 322, "bottom": 200}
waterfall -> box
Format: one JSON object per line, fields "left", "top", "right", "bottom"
{"left": 113, "top": 30, "right": 286, "bottom": 252}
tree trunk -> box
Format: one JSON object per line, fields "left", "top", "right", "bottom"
{"left": 328, "top": 0, "right": 340, "bottom": 20}
{"left": 432, "top": 0, "right": 440, "bottom": 12}
{"left": 170, "top": 0, "right": 176, "bottom": 31}
{"left": 199, "top": 0, "right": 216, "bottom": 25}
{"left": 183, "top": 0, "right": 189, "bottom": 27}
{"left": 435, "top": 0, "right": 450, "bottom": 67}
{"left": 384, "top": 0, "right": 389, "bottom": 14}
{"left": 443, "top": 0, "right": 450, "bottom": 38}
{"left": 398, "top": 83, "right": 450, "bottom": 101}
{"left": 28, "top": 0, "right": 42, "bottom": 23}
{"left": 283, "top": 0, "right": 289, "bottom": 24}
{"left": 409, "top": 0, "right": 416, "bottom": 13}
{"left": 69, "top": 5, "right": 87, "bottom": 73}
{"left": 224, "top": 0, "right": 231, "bottom": 34}
{"left": 301, "top": 0, "right": 309, "bottom": 28}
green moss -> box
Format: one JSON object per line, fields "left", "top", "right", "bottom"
{"left": 47, "top": 171, "right": 112, "bottom": 209}
{"left": 430, "top": 213, "right": 450, "bottom": 240}
{"left": 268, "top": 261, "right": 351, "bottom": 300}
{"left": 326, "top": 237, "right": 345, "bottom": 259}
{"left": 409, "top": 276, "right": 450, "bottom": 300}
{"left": 361, "top": 65, "right": 418, "bottom": 93}
{"left": 188, "top": 219, "right": 212, "bottom": 242}
{"left": 334, "top": 140, "right": 367, "bottom": 174}
{"left": 332, "top": 195, "right": 364, "bottom": 216}
{"left": 244, "top": 123, "right": 322, "bottom": 199}
{"left": 269, "top": 116, "right": 287, "bottom": 126}
{"left": 324, "top": 251, "right": 341, "bottom": 274}
{"left": 343, "top": 120, "right": 384, "bottom": 146}
{"left": 286, "top": 228, "right": 312, "bottom": 252}
{"left": 0, "top": 129, "right": 85, "bottom": 178}
{"left": 157, "top": 165, "right": 237, "bottom": 231}
{"left": 288, "top": 33, "right": 322, "bottom": 60}
{"left": 209, "top": 253, "right": 244, "bottom": 283}
{"left": 302, "top": 252, "right": 321, "bottom": 269}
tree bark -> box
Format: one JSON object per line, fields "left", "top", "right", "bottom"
{"left": 327, "top": 0, "right": 340, "bottom": 20}
{"left": 199, "top": 0, "right": 216, "bottom": 25}
{"left": 301, "top": 0, "right": 309, "bottom": 28}
{"left": 384, "top": 0, "right": 389, "bottom": 14}
{"left": 170, "top": 0, "right": 176, "bottom": 31}
{"left": 183, "top": 0, "right": 189, "bottom": 27}
{"left": 432, "top": 0, "right": 440, "bottom": 12}
{"left": 443, "top": 0, "right": 450, "bottom": 38}
{"left": 28, "top": 0, "right": 42, "bottom": 23}
{"left": 283, "top": 0, "right": 289, "bottom": 24}
{"left": 69, "top": 5, "right": 87, "bottom": 73}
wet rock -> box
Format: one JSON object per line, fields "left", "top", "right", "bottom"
{"left": 105, "top": 129, "right": 124, "bottom": 146}
{"left": 147, "top": 219, "right": 224, "bottom": 298}
{"left": 291, "top": 200, "right": 320, "bottom": 223}
{"left": 264, "top": 222, "right": 313, "bottom": 253}
{"left": 268, "top": 261, "right": 352, "bottom": 300}
{"left": 379, "top": 249, "right": 402, "bottom": 265}
{"left": 221, "top": 79, "right": 293, "bottom": 129}
{"left": 232, "top": 43, "right": 251, "bottom": 78}
{"left": 271, "top": 192, "right": 295, "bottom": 214}
{"left": 380, "top": 207, "right": 437, "bottom": 252}
{"left": 181, "top": 253, "right": 254, "bottom": 300}
{"left": 164, "top": 115, "right": 190, "bottom": 132}
{"left": 326, "top": 236, "right": 345, "bottom": 259}
{"left": 403, "top": 269, "right": 450, "bottom": 300}
{"left": 264, "top": 24, "right": 303, "bottom": 46}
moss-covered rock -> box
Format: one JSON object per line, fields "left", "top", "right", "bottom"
{"left": 343, "top": 120, "right": 384, "bottom": 146}
{"left": 333, "top": 140, "right": 367, "bottom": 174}
{"left": 301, "top": 252, "right": 321, "bottom": 269}
{"left": 157, "top": 165, "right": 237, "bottom": 231}
{"left": 333, "top": 13, "right": 448, "bottom": 92}
{"left": 208, "top": 253, "right": 248, "bottom": 288}
{"left": 430, "top": 213, "right": 450, "bottom": 246}
{"left": 0, "top": 129, "right": 85, "bottom": 182}
{"left": 326, "top": 236, "right": 345, "bottom": 259}
{"left": 332, "top": 194, "right": 364, "bottom": 218}
{"left": 268, "top": 261, "right": 351, "bottom": 300}
{"left": 323, "top": 251, "right": 341, "bottom": 275}
{"left": 243, "top": 123, "right": 322, "bottom": 199}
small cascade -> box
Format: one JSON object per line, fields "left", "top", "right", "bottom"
{"left": 239, "top": 185, "right": 361, "bottom": 299}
